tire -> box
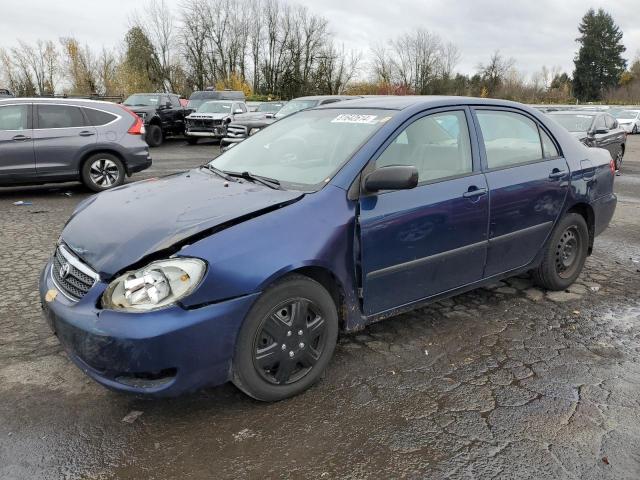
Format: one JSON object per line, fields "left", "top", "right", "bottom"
{"left": 632, "top": 125, "right": 638, "bottom": 135}
{"left": 81, "top": 153, "right": 125, "bottom": 192}
{"left": 186, "top": 137, "right": 199, "bottom": 145}
{"left": 532, "top": 213, "right": 589, "bottom": 291}
{"left": 615, "top": 146, "right": 624, "bottom": 171}
{"left": 232, "top": 275, "right": 339, "bottom": 402}
{"left": 146, "top": 124, "right": 163, "bottom": 147}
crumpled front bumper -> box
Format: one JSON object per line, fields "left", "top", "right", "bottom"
{"left": 39, "top": 260, "right": 259, "bottom": 397}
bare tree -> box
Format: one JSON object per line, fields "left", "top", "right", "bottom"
{"left": 477, "top": 50, "right": 516, "bottom": 96}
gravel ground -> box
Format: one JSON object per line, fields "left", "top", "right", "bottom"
{"left": 0, "top": 136, "right": 639, "bottom": 479}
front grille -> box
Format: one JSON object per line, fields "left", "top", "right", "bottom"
{"left": 226, "top": 124, "right": 248, "bottom": 139}
{"left": 51, "top": 246, "right": 98, "bottom": 301}
{"left": 187, "top": 118, "right": 222, "bottom": 128}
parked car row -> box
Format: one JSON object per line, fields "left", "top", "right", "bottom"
{"left": 544, "top": 109, "right": 627, "bottom": 171}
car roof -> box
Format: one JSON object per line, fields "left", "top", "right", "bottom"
{"left": 292, "top": 95, "right": 361, "bottom": 101}
{"left": 0, "top": 97, "right": 118, "bottom": 107}
{"left": 315, "top": 95, "right": 543, "bottom": 111}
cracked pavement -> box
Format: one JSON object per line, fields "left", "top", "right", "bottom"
{"left": 0, "top": 137, "right": 639, "bottom": 479}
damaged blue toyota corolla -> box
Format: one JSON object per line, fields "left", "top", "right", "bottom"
{"left": 40, "top": 96, "right": 617, "bottom": 401}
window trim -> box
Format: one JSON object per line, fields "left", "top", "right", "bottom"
{"left": 471, "top": 106, "right": 564, "bottom": 173}
{"left": 362, "top": 106, "right": 480, "bottom": 194}
{"left": 0, "top": 102, "right": 32, "bottom": 131}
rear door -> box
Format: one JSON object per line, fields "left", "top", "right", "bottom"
{"left": 0, "top": 103, "right": 35, "bottom": 181}
{"left": 33, "top": 104, "right": 97, "bottom": 177}
{"left": 359, "top": 108, "right": 489, "bottom": 315}
{"left": 474, "top": 108, "right": 569, "bottom": 277}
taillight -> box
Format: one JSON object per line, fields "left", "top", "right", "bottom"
{"left": 119, "top": 105, "right": 145, "bottom": 135}
{"left": 609, "top": 158, "right": 616, "bottom": 175}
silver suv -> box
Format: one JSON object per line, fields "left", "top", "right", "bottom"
{"left": 0, "top": 98, "right": 151, "bottom": 191}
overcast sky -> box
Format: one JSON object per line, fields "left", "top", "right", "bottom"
{"left": 2, "top": 0, "right": 638, "bottom": 78}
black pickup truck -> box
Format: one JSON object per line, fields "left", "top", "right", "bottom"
{"left": 123, "top": 93, "right": 186, "bottom": 147}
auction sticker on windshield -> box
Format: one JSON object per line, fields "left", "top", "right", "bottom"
{"left": 331, "top": 114, "right": 379, "bottom": 124}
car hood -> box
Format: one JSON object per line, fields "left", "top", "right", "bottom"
{"left": 230, "top": 117, "right": 276, "bottom": 129}
{"left": 234, "top": 112, "right": 270, "bottom": 121}
{"left": 62, "top": 170, "right": 304, "bottom": 276}
{"left": 127, "top": 106, "right": 156, "bottom": 115}
{"left": 186, "top": 112, "right": 229, "bottom": 120}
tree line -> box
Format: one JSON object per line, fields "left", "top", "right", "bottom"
{"left": 1, "top": 2, "right": 638, "bottom": 103}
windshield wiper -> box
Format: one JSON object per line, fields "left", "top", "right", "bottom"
{"left": 200, "top": 164, "right": 236, "bottom": 182}
{"left": 224, "top": 171, "right": 283, "bottom": 190}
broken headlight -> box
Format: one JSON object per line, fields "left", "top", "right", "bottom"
{"left": 102, "top": 258, "right": 206, "bottom": 312}
{"left": 249, "top": 128, "right": 261, "bottom": 136}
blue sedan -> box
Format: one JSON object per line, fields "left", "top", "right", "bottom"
{"left": 40, "top": 96, "right": 617, "bottom": 401}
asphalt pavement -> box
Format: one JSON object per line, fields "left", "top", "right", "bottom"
{"left": 0, "top": 136, "right": 639, "bottom": 479}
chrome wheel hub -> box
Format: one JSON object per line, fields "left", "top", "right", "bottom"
{"left": 89, "top": 159, "right": 119, "bottom": 187}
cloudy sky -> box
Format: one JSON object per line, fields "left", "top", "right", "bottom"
{"left": 2, "top": 0, "right": 638, "bottom": 78}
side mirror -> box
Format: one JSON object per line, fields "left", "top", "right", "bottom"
{"left": 364, "top": 165, "right": 419, "bottom": 192}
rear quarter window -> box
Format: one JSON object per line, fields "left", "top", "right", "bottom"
{"left": 83, "top": 108, "right": 117, "bottom": 126}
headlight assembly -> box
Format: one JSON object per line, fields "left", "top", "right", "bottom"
{"left": 249, "top": 128, "right": 261, "bottom": 136}
{"left": 102, "top": 258, "right": 206, "bottom": 312}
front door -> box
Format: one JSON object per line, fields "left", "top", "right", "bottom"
{"left": 473, "top": 108, "right": 569, "bottom": 277}
{"left": 0, "top": 103, "right": 35, "bottom": 181}
{"left": 359, "top": 109, "right": 489, "bottom": 315}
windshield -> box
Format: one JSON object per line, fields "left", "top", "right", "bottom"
{"left": 275, "top": 100, "right": 319, "bottom": 118}
{"left": 211, "top": 109, "right": 395, "bottom": 190}
{"left": 198, "top": 102, "right": 233, "bottom": 114}
{"left": 124, "top": 94, "right": 161, "bottom": 107}
{"left": 257, "top": 102, "right": 285, "bottom": 113}
{"left": 610, "top": 109, "right": 639, "bottom": 120}
{"left": 548, "top": 113, "right": 595, "bottom": 132}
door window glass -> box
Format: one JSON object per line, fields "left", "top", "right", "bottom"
{"left": 0, "top": 105, "right": 29, "bottom": 131}
{"left": 540, "top": 129, "right": 559, "bottom": 158}
{"left": 605, "top": 115, "right": 616, "bottom": 130}
{"left": 169, "top": 95, "right": 181, "bottom": 108}
{"left": 37, "top": 105, "right": 86, "bottom": 129}
{"left": 376, "top": 111, "right": 473, "bottom": 182}
{"left": 476, "top": 110, "right": 542, "bottom": 168}
{"left": 594, "top": 115, "right": 606, "bottom": 132}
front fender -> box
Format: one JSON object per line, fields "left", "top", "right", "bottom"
{"left": 178, "top": 185, "right": 363, "bottom": 328}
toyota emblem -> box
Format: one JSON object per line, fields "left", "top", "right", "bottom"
{"left": 59, "top": 263, "right": 71, "bottom": 279}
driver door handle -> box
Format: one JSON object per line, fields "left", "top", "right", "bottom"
{"left": 549, "top": 168, "right": 567, "bottom": 179}
{"left": 79, "top": 130, "right": 95, "bottom": 137}
{"left": 463, "top": 186, "right": 488, "bottom": 198}
{"left": 12, "top": 134, "right": 31, "bottom": 141}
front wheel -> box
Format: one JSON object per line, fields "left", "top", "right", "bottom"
{"left": 532, "top": 213, "right": 589, "bottom": 291}
{"left": 632, "top": 124, "right": 638, "bottom": 135}
{"left": 146, "top": 124, "right": 163, "bottom": 147}
{"left": 232, "top": 275, "right": 339, "bottom": 402}
{"left": 81, "top": 153, "right": 125, "bottom": 192}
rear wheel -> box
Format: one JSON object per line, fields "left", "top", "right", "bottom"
{"left": 81, "top": 153, "right": 125, "bottom": 192}
{"left": 232, "top": 275, "right": 339, "bottom": 402}
{"left": 532, "top": 213, "right": 589, "bottom": 291}
{"left": 146, "top": 124, "right": 163, "bottom": 147}
{"left": 615, "top": 147, "right": 624, "bottom": 171}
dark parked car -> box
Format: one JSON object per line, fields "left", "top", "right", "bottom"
{"left": 40, "top": 96, "right": 616, "bottom": 401}
{"left": 184, "top": 100, "right": 248, "bottom": 144}
{"left": 0, "top": 88, "right": 14, "bottom": 97}
{"left": 221, "top": 95, "right": 359, "bottom": 149}
{"left": 546, "top": 111, "right": 626, "bottom": 171}
{"left": 123, "top": 93, "right": 186, "bottom": 147}
{"left": 186, "top": 90, "right": 245, "bottom": 112}
{"left": 1, "top": 98, "right": 151, "bottom": 191}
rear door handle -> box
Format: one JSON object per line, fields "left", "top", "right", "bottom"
{"left": 548, "top": 169, "right": 566, "bottom": 179}
{"left": 79, "top": 130, "right": 95, "bottom": 137}
{"left": 463, "top": 187, "right": 488, "bottom": 198}
{"left": 12, "top": 134, "right": 31, "bottom": 141}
